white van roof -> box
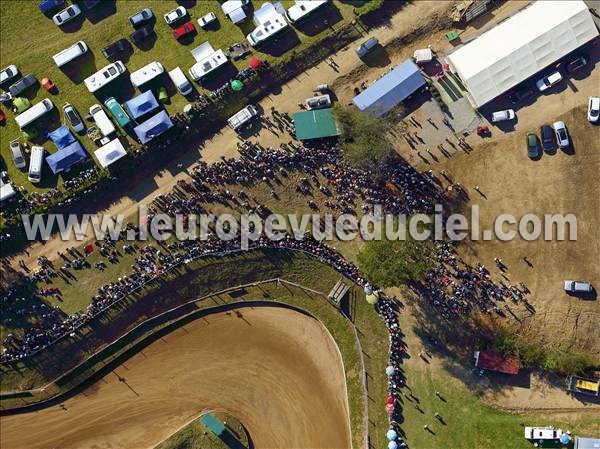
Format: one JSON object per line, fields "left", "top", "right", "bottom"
{"left": 228, "top": 105, "right": 258, "bottom": 129}
{"left": 90, "top": 104, "right": 116, "bottom": 136}
{"left": 130, "top": 61, "right": 164, "bottom": 87}
{"left": 52, "top": 41, "right": 88, "bottom": 67}
{"left": 15, "top": 98, "right": 54, "bottom": 129}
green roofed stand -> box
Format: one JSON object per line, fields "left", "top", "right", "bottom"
{"left": 293, "top": 108, "right": 340, "bottom": 141}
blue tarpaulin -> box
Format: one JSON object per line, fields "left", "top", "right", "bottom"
{"left": 46, "top": 141, "right": 87, "bottom": 174}
{"left": 49, "top": 125, "right": 76, "bottom": 150}
{"left": 353, "top": 60, "right": 426, "bottom": 116}
{"left": 124, "top": 91, "right": 160, "bottom": 120}
{"left": 133, "top": 110, "right": 174, "bottom": 144}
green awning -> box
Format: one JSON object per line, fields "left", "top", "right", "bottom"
{"left": 293, "top": 108, "right": 340, "bottom": 141}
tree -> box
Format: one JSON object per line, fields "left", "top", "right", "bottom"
{"left": 357, "top": 236, "right": 434, "bottom": 288}
{"left": 333, "top": 105, "right": 395, "bottom": 176}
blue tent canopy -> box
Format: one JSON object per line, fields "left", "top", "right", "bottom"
{"left": 49, "top": 125, "right": 76, "bottom": 150}
{"left": 353, "top": 60, "right": 426, "bottom": 116}
{"left": 125, "top": 91, "right": 160, "bottom": 120}
{"left": 46, "top": 141, "right": 87, "bottom": 174}
{"left": 133, "top": 110, "right": 174, "bottom": 144}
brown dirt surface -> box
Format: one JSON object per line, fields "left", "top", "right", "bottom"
{"left": 0, "top": 306, "right": 351, "bottom": 449}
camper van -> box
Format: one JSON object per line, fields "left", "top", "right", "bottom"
{"left": 28, "top": 146, "right": 45, "bottom": 183}
{"left": 89, "top": 104, "right": 116, "bottom": 137}
{"left": 15, "top": 98, "right": 54, "bottom": 129}
{"left": 168, "top": 67, "right": 192, "bottom": 95}
{"left": 524, "top": 427, "right": 563, "bottom": 441}
{"left": 52, "top": 41, "right": 88, "bottom": 67}
{"left": 227, "top": 105, "right": 259, "bottom": 130}
{"left": 130, "top": 61, "right": 164, "bottom": 88}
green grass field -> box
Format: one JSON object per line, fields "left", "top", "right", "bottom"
{"left": 0, "top": 0, "right": 358, "bottom": 192}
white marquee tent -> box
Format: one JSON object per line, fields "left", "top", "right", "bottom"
{"left": 446, "top": 0, "right": 599, "bottom": 107}
{"left": 94, "top": 139, "right": 127, "bottom": 168}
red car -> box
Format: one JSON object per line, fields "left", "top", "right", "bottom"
{"left": 172, "top": 21, "right": 194, "bottom": 40}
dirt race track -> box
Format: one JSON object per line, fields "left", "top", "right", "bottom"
{"left": 0, "top": 306, "right": 351, "bottom": 449}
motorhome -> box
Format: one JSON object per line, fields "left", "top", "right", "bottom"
{"left": 130, "top": 61, "right": 164, "bottom": 88}
{"left": 188, "top": 42, "right": 228, "bottom": 81}
{"left": 286, "top": 0, "right": 327, "bottom": 23}
{"left": 524, "top": 427, "right": 563, "bottom": 441}
{"left": 84, "top": 61, "right": 126, "bottom": 93}
{"left": 247, "top": 2, "right": 288, "bottom": 47}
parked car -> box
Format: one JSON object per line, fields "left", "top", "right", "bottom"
{"left": 38, "top": 0, "right": 64, "bottom": 14}
{"left": 540, "top": 124, "right": 554, "bottom": 152}
{"left": 526, "top": 132, "right": 540, "bottom": 159}
{"left": 164, "top": 6, "right": 186, "bottom": 25}
{"left": 129, "top": 7, "right": 153, "bottom": 26}
{"left": 198, "top": 12, "right": 217, "bottom": 28}
{"left": 552, "top": 121, "right": 569, "bottom": 148}
{"left": 566, "top": 55, "right": 588, "bottom": 74}
{"left": 564, "top": 280, "right": 593, "bottom": 294}
{"left": 52, "top": 4, "right": 81, "bottom": 26}
{"left": 9, "top": 139, "right": 26, "bottom": 169}
{"left": 491, "top": 109, "right": 515, "bottom": 122}
{"left": 131, "top": 25, "right": 154, "bottom": 44}
{"left": 8, "top": 74, "right": 38, "bottom": 96}
{"left": 102, "top": 39, "right": 129, "bottom": 60}
{"left": 536, "top": 71, "right": 563, "bottom": 92}
{"left": 356, "top": 37, "right": 379, "bottom": 58}
{"left": 0, "top": 65, "right": 19, "bottom": 85}
{"left": 172, "top": 21, "right": 195, "bottom": 40}
{"left": 508, "top": 86, "right": 534, "bottom": 105}
{"left": 63, "top": 103, "right": 85, "bottom": 133}
{"left": 588, "top": 97, "right": 600, "bottom": 123}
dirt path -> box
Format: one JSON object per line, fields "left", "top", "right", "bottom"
{"left": 0, "top": 306, "right": 351, "bottom": 449}
{"left": 11, "top": 0, "right": 455, "bottom": 268}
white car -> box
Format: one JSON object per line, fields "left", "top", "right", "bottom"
{"left": 164, "top": 6, "right": 186, "bottom": 25}
{"left": 536, "top": 71, "right": 563, "bottom": 92}
{"left": 52, "top": 4, "right": 82, "bottom": 26}
{"left": 0, "top": 65, "right": 18, "bottom": 84}
{"left": 588, "top": 96, "right": 600, "bottom": 123}
{"left": 552, "top": 121, "right": 569, "bottom": 148}
{"left": 491, "top": 109, "right": 515, "bottom": 122}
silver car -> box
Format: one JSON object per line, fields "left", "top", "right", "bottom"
{"left": 63, "top": 103, "right": 85, "bottom": 133}
{"left": 164, "top": 6, "right": 186, "bottom": 25}
{"left": 0, "top": 65, "right": 19, "bottom": 84}
{"left": 52, "top": 4, "right": 82, "bottom": 26}
{"left": 552, "top": 121, "right": 569, "bottom": 148}
{"left": 10, "top": 139, "right": 26, "bottom": 169}
{"left": 564, "top": 280, "right": 593, "bottom": 294}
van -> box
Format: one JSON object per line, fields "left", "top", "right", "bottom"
{"left": 168, "top": 67, "right": 192, "bottom": 95}
{"left": 89, "top": 104, "right": 116, "bottom": 137}
{"left": 227, "top": 105, "right": 259, "bottom": 131}
{"left": 15, "top": 98, "right": 54, "bottom": 129}
{"left": 356, "top": 37, "right": 379, "bottom": 58}
{"left": 52, "top": 41, "right": 88, "bottom": 67}
{"left": 305, "top": 94, "right": 331, "bottom": 110}
{"left": 564, "top": 280, "right": 593, "bottom": 294}
{"left": 104, "top": 97, "right": 131, "bottom": 128}
{"left": 28, "top": 146, "right": 45, "bottom": 183}
{"left": 491, "top": 109, "right": 515, "bottom": 122}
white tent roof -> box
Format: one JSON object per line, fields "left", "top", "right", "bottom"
{"left": 447, "top": 0, "right": 599, "bottom": 106}
{"left": 94, "top": 139, "right": 127, "bottom": 168}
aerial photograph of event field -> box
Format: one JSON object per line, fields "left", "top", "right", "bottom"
{"left": 0, "top": 0, "right": 599, "bottom": 448}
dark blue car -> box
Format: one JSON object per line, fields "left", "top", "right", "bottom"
{"left": 39, "top": 0, "right": 65, "bottom": 14}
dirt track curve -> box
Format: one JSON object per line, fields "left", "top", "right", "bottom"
{"left": 0, "top": 306, "right": 351, "bottom": 449}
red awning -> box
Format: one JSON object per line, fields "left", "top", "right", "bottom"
{"left": 249, "top": 57, "right": 262, "bottom": 69}
{"left": 475, "top": 350, "right": 519, "bottom": 375}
